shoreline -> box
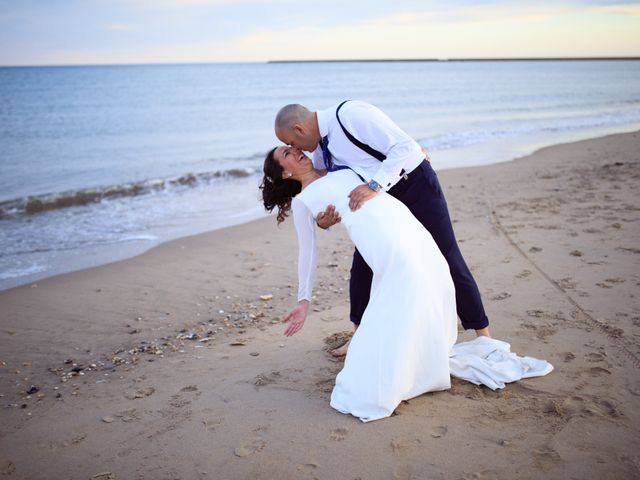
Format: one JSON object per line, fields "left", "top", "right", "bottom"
{"left": 3, "top": 126, "right": 639, "bottom": 293}
{"left": 0, "top": 129, "right": 638, "bottom": 478}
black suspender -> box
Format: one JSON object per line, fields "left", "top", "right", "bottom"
{"left": 335, "top": 100, "right": 387, "bottom": 162}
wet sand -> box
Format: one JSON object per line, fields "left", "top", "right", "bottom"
{"left": 1, "top": 131, "right": 639, "bottom": 479}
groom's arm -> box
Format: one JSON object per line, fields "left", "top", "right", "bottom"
{"left": 341, "top": 102, "right": 424, "bottom": 192}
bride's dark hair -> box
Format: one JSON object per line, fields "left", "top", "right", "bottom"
{"left": 259, "top": 147, "right": 302, "bottom": 224}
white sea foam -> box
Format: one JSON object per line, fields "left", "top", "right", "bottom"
{"left": 0, "top": 263, "right": 48, "bottom": 280}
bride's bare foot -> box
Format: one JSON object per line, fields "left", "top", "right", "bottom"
{"left": 330, "top": 338, "right": 351, "bottom": 357}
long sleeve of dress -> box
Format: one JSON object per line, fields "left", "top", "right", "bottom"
{"left": 292, "top": 197, "right": 317, "bottom": 302}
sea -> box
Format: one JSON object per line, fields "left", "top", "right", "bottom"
{"left": 1, "top": 60, "right": 639, "bottom": 290}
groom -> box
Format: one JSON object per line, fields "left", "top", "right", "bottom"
{"left": 275, "top": 100, "right": 490, "bottom": 353}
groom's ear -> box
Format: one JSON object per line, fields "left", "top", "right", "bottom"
{"left": 293, "top": 124, "right": 305, "bottom": 136}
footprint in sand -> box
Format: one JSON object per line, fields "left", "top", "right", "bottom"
{"left": 169, "top": 394, "right": 191, "bottom": 408}
{"left": 617, "top": 247, "right": 640, "bottom": 255}
{"left": 115, "top": 408, "right": 140, "bottom": 423}
{"left": 1, "top": 461, "right": 16, "bottom": 475}
{"left": 460, "top": 469, "right": 502, "bottom": 480}
{"left": 596, "top": 278, "right": 625, "bottom": 290}
{"left": 594, "top": 399, "right": 623, "bottom": 418}
{"left": 585, "top": 351, "right": 607, "bottom": 362}
{"left": 533, "top": 445, "right": 562, "bottom": 469}
{"left": 521, "top": 322, "right": 558, "bottom": 341}
{"left": 91, "top": 473, "right": 115, "bottom": 480}
{"left": 447, "top": 377, "right": 486, "bottom": 399}
{"left": 556, "top": 277, "right": 576, "bottom": 290}
{"left": 123, "top": 386, "right": 155, "bottom": 400}
{"left": 390, "top": 437, "right": 424, "bottom": 456}
{"left": 323, "top": 331, "right": 354, "bottom": 353}
{"left": 592, "top": 318, "right": 625, "bottom": 338}
{"left": 430, "top": 425, "right": 448, "bottom": 438}
{"left": 588, "top": 366, "right": 612, "bottom": 377}
{"left": 202, "top": 418, "right": 223, "bottom": 432}
{"left": 253, "top": 370, "right": 282, "bottom": 387}
{"left": 330, "top": 427, "right": 349, "bottom": 441}
{"left": 234, "top": 437, "right": 266, "bottom": 457}
{"left": 148, "top": 386, "right": 201, "bottom": 440}
{"left": 490, "top": 291, "right": 511, "bottom": 301}
{"left": 296, "top": 463, "right": 319, "bottom": 475}
{"left": 553, "top": 395, "right": 622, "bottom": 420}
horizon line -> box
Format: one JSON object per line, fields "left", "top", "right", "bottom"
{"left": 269, "top": 56, "right": 640, "bottom": 64}
{"left": 1, "top": 56, "right": 640, "bottom": 68}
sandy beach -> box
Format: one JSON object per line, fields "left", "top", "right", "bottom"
{"left": 1, "top": 131, "right": 639, "bottom": 479}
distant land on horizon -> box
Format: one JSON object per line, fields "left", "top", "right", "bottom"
{"left": 2, "top": 56, "right": 640, "bottom": 68}
{"left": 268, "top": 56, "right": 640, "bottom": 64}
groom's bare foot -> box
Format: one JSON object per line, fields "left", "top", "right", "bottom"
{"left": 330, "top": 339, "right": 351, "bottom": 357}
{"left": 476, "top": 327, "right": 491, "bottom": 337}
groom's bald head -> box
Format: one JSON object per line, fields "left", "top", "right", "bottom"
{"left": 275, "top": 104, "right": 311, "bottom": 131}
{"left": 274, "top": 104, "right": 320, "bottom": 152}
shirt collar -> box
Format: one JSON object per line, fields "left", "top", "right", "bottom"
{"left": 316, "top": 106, "right": 332, "bottom": 138}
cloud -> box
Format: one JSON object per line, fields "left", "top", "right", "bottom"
{"left": 1, "top": 0, "right": 639, "bottom": 65}
{"left": 588, "top": 3, "right": 640, "bottom": 14}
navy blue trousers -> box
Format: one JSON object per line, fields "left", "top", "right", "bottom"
{"left": 349, "top": 160, "right": 489, "bottom": 330}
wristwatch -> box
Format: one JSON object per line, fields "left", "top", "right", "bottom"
{"left": 367, "top": 179, "right": 383, "bottom": 192}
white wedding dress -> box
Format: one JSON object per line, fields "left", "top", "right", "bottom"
{"left": 292, "top": 168, "right": 458, "bottom": 422}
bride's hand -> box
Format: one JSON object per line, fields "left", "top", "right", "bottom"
{"left": 283, "top": 300, "right": 309, "bottom": 336}
{"left": 316, "top": 204, "right": 341, "bottom": 229}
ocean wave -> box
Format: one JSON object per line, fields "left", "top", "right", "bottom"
{"left": 420, "top": 109, "right": 640, "bottom": 151}
{"left": 0, "top": 167, "right": 257, "bottom": 219}
{"left": 0, "top": 263, "right": 48, "bottom": 280}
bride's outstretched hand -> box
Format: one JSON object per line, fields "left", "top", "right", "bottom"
{"left": 283, "top": 300, "right": 309, "bottom": 336}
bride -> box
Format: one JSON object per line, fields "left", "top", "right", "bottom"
{"left": 260, "top": 145, "right": 458, "bottom": 423}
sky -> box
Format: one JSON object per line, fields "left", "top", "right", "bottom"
{"left": 0, "top": 0, "right": 639, "bottom": 66}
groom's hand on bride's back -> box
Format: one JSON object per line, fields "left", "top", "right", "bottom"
{"left": 348, "top": 185, "right": 377, "bottom": 211}
{"left": 316, "top": 204, "right": 341, "bottom": 229}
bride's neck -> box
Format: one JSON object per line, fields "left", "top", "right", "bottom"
{"left": 298, "top": 168, "right": 325, "bottom": 190}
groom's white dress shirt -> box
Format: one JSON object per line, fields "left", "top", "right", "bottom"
{"left": 312, "top": 100, "right": 425, "bottom": 191}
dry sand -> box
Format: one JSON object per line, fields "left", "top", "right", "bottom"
{"left": 1, "top": 131, "right": 639, "bottom": 479}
